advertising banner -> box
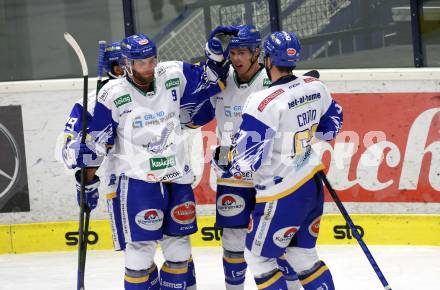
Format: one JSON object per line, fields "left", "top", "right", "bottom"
{"left": 0, "top": 106, "right": 30, "bottom": 212}
{"left": 192, "top": 93, "right": 440, "bottom": 203}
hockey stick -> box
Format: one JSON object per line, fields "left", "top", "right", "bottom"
{"left": 96, "top": 40, "right": 107, "bottom": 93}
{"left": 64, "top": 32, "right": 89, "bottom": 290}
{"left": 317, "top": 171, "right": 392, "bottom": 290}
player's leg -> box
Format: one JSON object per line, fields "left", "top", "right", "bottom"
{"left": 118, "top": 176, "right": 165, "bottom": 290}
{"left": 216, "top": 185, "right": 256, "bottom": 290}
{"left": 285, "top": 175, "right": 335, "bottom": 290}
{"left": 161, "top": 183, "right": 198, "bottom": 290}
{"left": 277, "top": 255, "right": 302, "bottom": 290}
{"left": 105, "top": 173, "right": 126, "bottom": 251}
{"left": 245, "top": 177, "right": 325, "bottom": 290}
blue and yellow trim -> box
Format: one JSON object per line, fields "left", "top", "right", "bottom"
{"left": 300, "top": 264, "right": 329, "bottom": 285}
{"left": 256, "top": 164, "right": 325, "bottom": 203}
{"left": 124, "top": 274, "right": 149, "bottom": 284}
{"left": 161, "top": 264, "right": 188, "bottom": 275}
{"left": 257, "top": 271, "right": 283, "bottom": 289}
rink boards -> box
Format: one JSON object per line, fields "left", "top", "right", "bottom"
{"left": 1, "top": 214, "right": 439, "bottom": 254}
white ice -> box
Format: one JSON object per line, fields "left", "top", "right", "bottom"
{"left": 1, "top": 246, "right": 439, "bottom": 289}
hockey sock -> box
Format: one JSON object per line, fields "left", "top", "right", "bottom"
{"left": 298, "top": 261, "right": 335, "bottom": 290}
{"left": 277, "top": 256, "right": 302, "bottom": 290}
{"left": 124, "top": 267, "right": 153, "bottom": 290}
{"left": 160, "top": 260, "right": 189, "bottom": 290}
{"left": 223, "top": 250, "right": 247, "bottom": 289}
{"left": 148, "top": 263, "right": 160, "bottom": 290}
{"left": 187, "top": 256, "right": 197, "bottom": 290}
{"left": 254, "top": 269, "right": 288, "bottom": 290}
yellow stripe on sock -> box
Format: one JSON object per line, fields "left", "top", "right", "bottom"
{"left": 106, "top": 192, "right": 117, "bottom": 199}
{"left": 124, "top": 274, "right": 149, "bottom": 284}
{"left": 223, "top": 256, "right": 246, "bottom": 264}
{"left": 300, "top": 265, "right": 329, "bottom": 285}
{"left": 257, "top": 271, "right": 283, "bottom": 289}
{"left": 162, "top": 264, "right": 188, "bottom": 275}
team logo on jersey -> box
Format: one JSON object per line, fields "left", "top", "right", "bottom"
{"left": 171, "top": 201, "right": 196, "bottom": 225}
{"left": 257, "top": 89, "right": 284, "bottom": 112}
{"left": 308, "top": 216, "right": 321, "bottom": 237}
{"left": 145, "top": 121, "right": 174, "bottom": 153}
{"left": 273, "top": 226, "right": 299, "bottom": 247}
{"left": 135, "top": 209, "right": 164, "bottom": 231}
{"left": 286, "top": 48, "right": 297, "bottom": 56}
{"left": 149, "top": 155, "right": 176, "bottom": 171}
{"left": 114, "top": 94, "right": 132, "bottom": 108}
{"left": 217, "top": 194, "right": 245, "bottom": 217}
{"left": 165, "top": 78, "right": 181, "bottom": 90}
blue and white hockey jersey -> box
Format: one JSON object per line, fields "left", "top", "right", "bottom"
{"left": 85, "top": 61, "right": 223, "bottom": 183}
{"left": 229, "top": 75, "right": 343, "bottom": 202}
{"left": 192, "top": 65, "right": 271, "bottom": 187}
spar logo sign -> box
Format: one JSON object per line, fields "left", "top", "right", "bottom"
{"left": 273, "top": 227, "right": 299, "bottom": 247}
{"left": 135, "top": 209, "right": 164, "bottom": 230}
{"left": 217, "top": 194, "right": 245, "bottom": 217}
{"left": 171, "top": 201, "right": 196, "bottom": 225}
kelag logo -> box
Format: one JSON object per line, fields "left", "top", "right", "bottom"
{"left": 201, "top": 227, "right": 223, "bottom": 241}
{"left": 333, "top": 223, "right": 365, "bottom": 240}
{"left": 65, "top": 231, "right": 99, "bottom": 246}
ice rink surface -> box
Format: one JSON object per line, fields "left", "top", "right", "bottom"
{"left": 1, "top": 246, "right": 439, "bottom": 289}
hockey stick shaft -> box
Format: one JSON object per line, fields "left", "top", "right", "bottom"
{"left": 64, "top": 32, "right": 89, "bottom": 290}
{"left": 96, "top": 40, "right": 107, "bottom": 93}
{"left": 317, "top": 171, "right": 392, "bottom": 290}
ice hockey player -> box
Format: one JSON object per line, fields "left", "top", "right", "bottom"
{"left": 65, "top": 33, "right": 230, "bottom": 290}
{"left": 190, "top": 24, "right": 303, "bottom": 290}
{"left": 214, "top": 31, "right": 343, "bottom": 290}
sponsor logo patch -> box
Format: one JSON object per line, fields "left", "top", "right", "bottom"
{"left": 273, "top": 226, "right": 299, "bottom": 247}
{"left": 135, "top": 209, "right": 164, "bottom": 231}
{"left": 149, "top": 156, "right": 176, "bottom": 171}
{"left": 286, "top": 48, "right": 297, "bottom": 56}
{"left": 309, "top": 216, "right": 321, "bottom": 237}
{"left": 165, "top": 78, "right": 180, "bottom": 90}
{"left": 257, "top": 89, "right": 284, "bottom": 112}
{"left": 263, "top": 78, "right": 271, "bottom": 87}
{"left": 114, "top": 94, "right": 132, "bottom": 108}
{"left": 217, "top": 194, "right": 245, "bottom": 217}
{"left": 171, "top": 201, "right": 196, "bottom": 224}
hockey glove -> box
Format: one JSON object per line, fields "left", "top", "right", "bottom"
{"left": 211, "top": 145, "right": 233, "bottom": 178}
{"left": 66, "top": 138, "right": 103, "bottom": 169}
{"left": 75, "top": 170, "right": 100, "bottom": 211}
{"left": 205, "top": 25, "right": 239, "bottom": 63}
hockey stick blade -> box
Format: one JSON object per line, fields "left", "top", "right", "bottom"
{"left": 64, "top": 32, "right": 88, "bottom": 76}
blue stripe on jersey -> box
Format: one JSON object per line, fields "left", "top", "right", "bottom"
{"left": 316, "top": 100, "right": 343, "bottom": 141}
{"left": 231, "top": 113, "right": 275, "bottom": 172}
{"left": 89, "top": 101, "right": 118, "bottom": 145}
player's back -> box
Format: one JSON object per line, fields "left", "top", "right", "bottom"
{"left": 240, "top": 75, "right": 336, "bottom": 202}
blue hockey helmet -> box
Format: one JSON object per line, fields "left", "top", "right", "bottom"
{"left": 103, "top": 42, "right": 123, "bottom": 73}
{"left": 264, "top": 31, "right": 301, "bottom": 67}
{"left": 229, "top": 25, "right": 261, "bottom": 51}
{"left": 120, "top": 34, "right": 157, "bottom": 60}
